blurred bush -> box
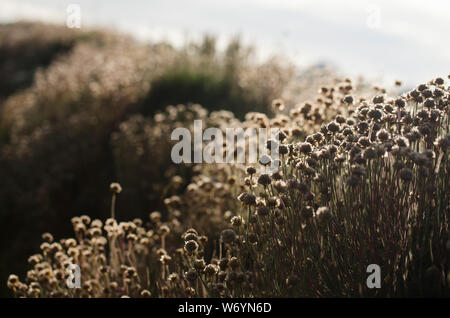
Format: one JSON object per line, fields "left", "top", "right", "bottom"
{"left": 142, "top": 36, "right": 294, "bottom": 118}
{"left": 0, "top": 22, "right": 295, "bottom": 296}
{"left": 0, "top": 22, "right": 121, "bottom": 100}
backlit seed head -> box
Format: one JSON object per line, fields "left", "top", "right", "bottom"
{"left": 126, "top": 233, "right": 137, "bottom": 242}
{"left": 109, "top": 182, "right": 122, "bottom": 194}
{"left": 368, "top": 108, "right": 383, "bottom": 120}
{"left": 204, "top": 264, "right": 219, "bottom": 276}
{"left": 221, "top": 229, "right": 237, "bottom": 244}
{"left": 279, "top": 144, "right": 288, "bottom": 155}
{"left": 377, "top": 129, "right": 390, "bottom": 142}
{"left": 194, "top": 258, "right": 206, "bottom": 271}
{"left": 219, "top": 258, "right": 229, "bottom": 271}
{"left": 434, "top": 134, "right": 450, "bottom": 151}
{"left": 246, "top": 166, "right": 256, "bottom": 175}
{"left": 229, "top": 257, "right": 240, "bottom": 270}
{"left": 363, "top": 147, "right": 377, "bottom": 160}
{"left": 395, "top": 136, "right": 409, "bottom": 148}
{"left": 421, "top": 89, "right": 433, "bottom": 98}
{"left": 274, "top": 180, "right": 287, "bottom": 193}
{"left": 257, "top": 174, "right": 271, "bottom": 186}
{"left": 267, "top": 196, "right": 280, "bottom": 208}
{"left": 372, "top": 95, "right": 385, "bottom": 104}
{"left": 286, "top": 275, "right": 300, "bottom": 288}
{"left": 316, "top": 206, "right": 332, "bottom": 224}
{"left": 434, "top": 77, "right": 444, "bottom": 85}
{"left": 291, "top": 128, "right": 303, "bottom": 138}
{"left": 256, "top": 205, "right": 270, "bottom": 216}
{"left": 231, "top": 216, "right": 243, "bottom": 227}
{"left": 184, "top": 240, "right": 199, "bottom": 254}
{"left": 185, "top": 287, "right": 196, "bottom": 297}
{"left": 91, "top": 219, "right": 103, "bottom": 228}
{"left": 399, "top": 168, "right": 414, "bottom": 182}
{"left": 149, "top": 211, "right": 162, "bottom": 223}
{"left": 183, "top": 232, "right": 198, "bottom": 242}
{"left": 238, "top": 192, "right": 256, "bottom": 206}
{"left": 160, "top": 225, "right": 170, "bottom": 236}
{"left": 168, "top": 273, "right": 179, "bottom": 283}
{"left": 80, "top": 215, "right": 91, "bottom": 225}
{"left": 343, "top": 95, "right": 354, "bottom": 105}
{"left": 272, "top": 99, "right": 285, "bottom": 111}
{"left": 8, "top": 274, "right": 19, "bottom": 286}
{"left": 327, "top": 121, "right": 340, "bottom": 133}
{"left": 424, "top": 98, "right": 435, "bottom": 108}
{"left": 41, "top": 233, "right": 53, "bottom": 243}
{"left": 298, "top": 142, "right": 313, "bottom": 154}
{"left": 302, "top": 206, "right": 314, "bottom": 219}
{"left": 248, "top": 233, "right": 258, "bottom": 244}
{"left": 184, "top": 269, "right": 198, "bottom": 282}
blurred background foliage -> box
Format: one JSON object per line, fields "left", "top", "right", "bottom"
{"left": 0, "top": 22, "right": 296, "bottom": 296}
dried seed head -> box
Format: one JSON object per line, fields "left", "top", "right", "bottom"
{"left": 149, "top": 211, "right": 162, "bottom": 223}
{"left": 256, "top": 205, "right": 270, "bottom": 216}
{"left": 110, "top": 182, "right": 122, "bottom": 194}
{"left": 424, "top": 98, "right": 435, "bottom": 108}
{"left": 194, "top": 258, "right": 206, "bottom": 271}
{"left": 298, "top": 142, "right": 313, "bottom": 154}
{"left": 221, "top": 229, "right": 237, "bottom": 244}
{"left": 272, "top": 99, "right": 285, "bottom": 111}
{"left": 91, "top": 219, "right": 103, "bottom": 228}
{"left": 7, "top": 274, "right": 19, "bottom": 286}
{"left": 316, "top": 206, "right": 332, "bottom": 224}
{"left": 204, "top": 264, "right": 219, "bottom": 276}
{"left": 231, "top": 216, "right": 243, "bottom": 227}
{"left": 434, "top": 134, "right": 450, "bottom": 151}
{"left": 302, "top": 206, "right": 314, "bottom": 219}
{"left": 229, "top": 257, "right": 240, "bottom": 270}
{"left": 160, "top": 225, "right": 170, "bottom": 236}
{"left": 327, "top": 121, "right": 340, "bottom": 133}
{"left": 246, "top": 166, "right": 256, "bottom": 175}
{"left": 377, "top": 129, "right": 390, "bottom": 142}
{"left": 219, "top": 258, "right": 229, "bottom": 270}
{"left": 434, "top": 77, "right": 444, "bottom": 85}
{"left": 279, "top": 144, "right": 289, "bottom": 155}
{"left": 184, "top": 240, "right": 199, "bottom": 254}
{"left": 368, "top": 108, "right": 383, "bottom": 120}
{"left": 183, "top": 232, "right": 198, "bottom": 242}
{"left": 343, "top": 95, "right": 354, "bottom": 105}
{"left": 286, "top": 275, "right": 300, "bottom": 288}
{"left": 399, "top": 168, "right": 414, "bottom": 182}
{"left": 184, "top": 269, "right": 198, "bottom": 282}
{"left": 41, "top": 233, "right": 53, "bottom": 243}
{"left": 238, "top": 192, "right": 256, "bottom": 206}
{"left": 198, "top": 235, "right": 209, "bottom": 247}
{"left": 185, "top": 287, "right": 196, "bottom": 297}
{"left": 372, "top": 95, "right": 385, "bottom": 104}
{"left": 168, "top": 273, "right": 179, "bottom": 283}
{"left": 257, "top": 174, "right": 272, "bottom": 186}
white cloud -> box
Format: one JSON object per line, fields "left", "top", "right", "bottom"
{"left": 0, "top": 0, "right": 63, "bottom": 23}
{"left": 0, "top": 0, "right": 448, "bottom": 85}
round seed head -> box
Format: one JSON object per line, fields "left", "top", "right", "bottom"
{"left": 221, "top": 229, "right": 237, "bottom": 244}
{"left": 110, "top": 182, "right": 122, "bottom": 194}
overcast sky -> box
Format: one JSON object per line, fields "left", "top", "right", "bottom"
{"left": 1, "top": 0, "right": 449, "bottom": 86}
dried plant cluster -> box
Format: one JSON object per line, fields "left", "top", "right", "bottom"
{"left": 7, "top": 73, "right": 449, "bottom": 298}
{"left": 0, "top": 23, "right": 295, "bottom": 294}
